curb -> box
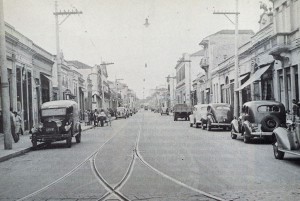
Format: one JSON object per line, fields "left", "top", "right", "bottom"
{"left": 0, "top": 117, "right": 118, "bottom": 163}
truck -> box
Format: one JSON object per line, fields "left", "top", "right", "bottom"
{"left": 173, "top": 103, "right": 192, "bottom": 121}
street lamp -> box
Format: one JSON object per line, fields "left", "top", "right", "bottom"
{"left": 99, "top": 62, "right": 114, "bottom": 109}
{"left": 115, "top": 78, "right": 123, "bottom": 107}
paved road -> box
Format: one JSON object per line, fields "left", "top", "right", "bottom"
{"left": 1, "top": 111, "right": 300, "bottom": 201}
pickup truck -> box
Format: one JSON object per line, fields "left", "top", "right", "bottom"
{"left": 173, "top": 104, "right": 192, "bottom": 121}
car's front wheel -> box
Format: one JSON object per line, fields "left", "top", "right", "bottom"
{"left": 273, "top": 142, "right": 284, "bottom": 159}
{"left": 207, "top": 119, "right": 212, "bottom": 131}
{"left": 231, "top": 127, "right": 237, "bottom": 139}
{"left": 66, "top": 131, "right": 72, "bottom": 148}
{"left": 243, "top": 135, "right": 250, "bottom": 143}
{"left": 32, "top": 138, "right": 37, "bottom": 150}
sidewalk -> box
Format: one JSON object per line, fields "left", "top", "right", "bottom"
{"left": 0, "top": 122, "right": 95, "bottom": 163}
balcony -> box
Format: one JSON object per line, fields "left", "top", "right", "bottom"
{"left": 200, "top": 57, "right": 209, "bottom": 72}
{"left": 269, "top": 30, "right": 299, "bottom": 59}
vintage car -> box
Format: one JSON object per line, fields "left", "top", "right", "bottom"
{"left": 272, "top": 121, "right": 300, "bottom": 160}
{"left": 231, "top": 101, "right": 286, "bottom": 143}
{"left": 116, "top": 107, "right": 127, "bottom": 119}
{"left": 31, "top": 100, "right": 82, "bottom": 149}
{"left": 161, "top": 106, "right": 169, "bottom": 115}
{"left": 204, "top": 103, "right": 233, "bottom": 131}
{"left": 173, "top": 103, "right": 192, "bottom": 121}
{"left": 189, "top": 104, "right": 208, "bottom": 128}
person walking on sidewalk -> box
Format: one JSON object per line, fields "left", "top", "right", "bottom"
{"left": 14, "top": 111, "right": 23, "bottom": 135}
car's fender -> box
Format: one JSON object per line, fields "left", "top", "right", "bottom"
{"left": 231, "top": 119, "right": 240, "bottom": 133}
{"left": 273, "top": 127, "right": 299, "bottom": 150}
{"left": 242, "top": 121, "right": 252, "bottom": 136}
{"left": 189, "top": 114, "right": 194, "bottom": 124}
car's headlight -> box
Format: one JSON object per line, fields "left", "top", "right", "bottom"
{"left": 56, "top": 121, "right": 62, "bottom": 127}
{"left": 38, "top": 122, "right": 43, "bottom": 129}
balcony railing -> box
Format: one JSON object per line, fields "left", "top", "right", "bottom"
{"left": 200, "top": 57, "right": 209, "bottom": 72}
{"left": 269, "top": 31, "right": 298, "bottom": 57}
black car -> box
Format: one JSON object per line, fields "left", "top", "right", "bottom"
{"left": 205, "top": 103, "right": 233, "bottom": 131}
{"left": 31, "top": 100, "right": 82, "bottom": 149}
{"left": 231, "top": 100, "right": 286, "bottom": 143}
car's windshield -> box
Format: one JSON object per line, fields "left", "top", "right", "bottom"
{"left": 215, "top": 106, "right": 230, "bottom": 110}
{"left": 41, "top": 108, "right": 66, "bottom": 116}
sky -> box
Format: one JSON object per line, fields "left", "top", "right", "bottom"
{"left": 3, "top": 0, "right": 272, "bottom": 98}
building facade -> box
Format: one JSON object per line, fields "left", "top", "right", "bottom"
{"left": 0, "top": 23, "right": 54, "bottom": 132}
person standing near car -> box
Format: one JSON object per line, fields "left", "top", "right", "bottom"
{"left": 14, "top": 111, "right": 23, "bottom": 135}
{"left": 292, "top": 99, "right": 299, "bottom": 122}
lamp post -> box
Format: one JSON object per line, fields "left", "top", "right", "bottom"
{"left": 115, "top": 78, "right": 123, "bottom": 107}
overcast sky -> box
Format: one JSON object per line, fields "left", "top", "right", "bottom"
{"left": 3, "top": 0, "right": 272, "bottom": 98}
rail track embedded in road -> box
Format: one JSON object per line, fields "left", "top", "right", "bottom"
{"left": 16, "top": 124, "right": 127, "bottom": 201}
{"left": 16, "top": 113, "right": 227, "bottom": 201}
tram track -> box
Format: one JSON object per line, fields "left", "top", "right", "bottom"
{"left": 16, "top": 113, "right": 227, "bottom": 201}
{"left": 16, "top": 123, "right": 127, "bottom": 201}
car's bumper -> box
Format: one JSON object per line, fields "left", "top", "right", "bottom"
{"left": 211, "top": 123, "right": 231, "bottom": 127}
{"left": 250, "top": 131, "right": 273, "bottom": 137}
{"left": 31, "top": 133, "right": 70, "bottom": 141}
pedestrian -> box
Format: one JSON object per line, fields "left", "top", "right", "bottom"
{"left": 94, "top": 109, "right": 98, "bottom": 126}
{"left": 98, "top": 109, "right": 106, "bottom": 127}
{"left": 89, "top": 110, "right": 94, "bottom": 125}
{"left": 84, "top": 110, "right": 89, "bottom": 126}
{"left": 292, "top": 99, "right": 299, "bottom": 122}
{"left": 14, "top": 111, "right": 23, "bottom": 135}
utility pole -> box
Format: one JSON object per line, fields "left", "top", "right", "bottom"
{"left": 115, "top": 78, "right": 123, "bottom": 108}
{"left": 0, "top": 0, "right": 12, "bottom": 149}
{"left": 53, "top": 1, "right": 82, "bottom": 100}
{"left": 213, "top": 0, "right": 239, "bottom": 117}
{"left": 165, "top": 75, "right": 176, "bottom": 108}
{"left": 100, "top": 62, "right": 114, "bottom": 108}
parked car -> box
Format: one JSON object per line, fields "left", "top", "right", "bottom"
{"left": 173, "top": 103, "right": 192, "bottom": 121}
{"left": 31, "top": 100, "right": 82, "bottom": 149}
{"left": 189, "top": 104, "right": 208, "bottom": 128}
{"left": 204, "top": 103, "right": 233, "bottom": 131}
{"left": 116, "top": 107, "right": 127, "bottom": 119}
{"left": 272, "top": 121, "right": 300, "bottom": 160}
{"left": 161, "top": 106, "right": 169, "bottom": 115}
{"left": 231, "top": 100, "right": 286, "bottom": 143}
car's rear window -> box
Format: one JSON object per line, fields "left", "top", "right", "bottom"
{"left": 257, "top": 105, "right": 280, "bottom": 112}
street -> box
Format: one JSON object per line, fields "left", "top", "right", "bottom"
{"left": 1, "top": 110, "right": 300, "bottom": 201}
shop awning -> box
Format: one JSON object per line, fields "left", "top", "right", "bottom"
{"left": 41, "top": 74, "right": 52, "bottom": 82}
{"left": 235, "top": 64, "right": 271, "bottom": 91}
{"left": 238, "top": 73, "right": 249, "bottom": 82}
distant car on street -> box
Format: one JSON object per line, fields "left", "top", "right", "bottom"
{"left": 231, "top": 100, "right": 286, "bottom": 143}
{"left": 116, "top": 107, "right": 127, "bottom": 119}
{"left": 31, "top": 100, "right": 82, "bottom": 149}
{"left": 189, "top": 104, "right": 208, "bottom": 128}
{"left": 173, "top": 103, "right": 192, "bottom": 121}
{"left": 161, "top": 106, "right": 169, "bottom": 115}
